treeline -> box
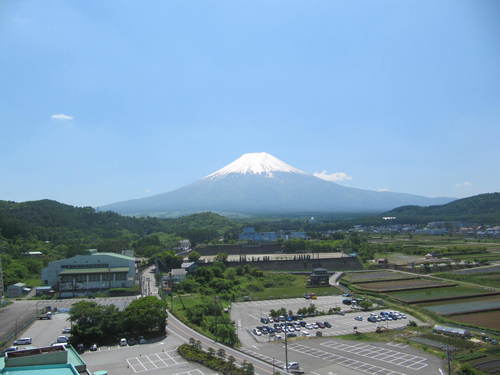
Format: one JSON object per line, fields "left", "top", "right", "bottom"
{"left": 69, "top": 297, "right": 167, "bottom": 346}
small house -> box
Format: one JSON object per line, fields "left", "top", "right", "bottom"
{"left": 6, "top": 283, "right": 27, "bottom": 298}
{"left": 309, "top": 268, "right": 330, "bottom": 286}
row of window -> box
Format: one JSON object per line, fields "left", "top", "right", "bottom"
{"left": 61, "top": 263, "right": 110, "bottom": 269}
{"left": 60, "top": 272, "right": 128, "bottom": 283}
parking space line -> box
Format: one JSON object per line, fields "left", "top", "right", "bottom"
{"left": 289, "top": 344, "right": 406, "bottom": 375}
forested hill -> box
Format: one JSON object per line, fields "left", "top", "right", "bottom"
{"left": 383, "top": 193, "right": 500, "bottom": 224}
{"left": 0, "top": 199, "right": 238, "bottom": 243}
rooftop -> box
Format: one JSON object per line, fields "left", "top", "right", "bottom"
{"left": 59, "top": 267, "right": 129, "bottom": 275}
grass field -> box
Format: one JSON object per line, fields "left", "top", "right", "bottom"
{"left": 387, "top": 286, "right": 491, "bottom": 303}
{"left": 419, "top": 295, "right": 500, "bottom": 315}
{"left": 435, "top": 271, "right": 500, "bottom": 289}
{"left": 343, "top": 270, "right": 417, "bottom": 283}
{"left": 355, "top": 278, "right": 454, "bottom": 292}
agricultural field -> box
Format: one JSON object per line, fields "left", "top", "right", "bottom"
{"left": 342, "top": 270, "right": 417, "bottom": 283}
{"left": 387, "top": 286, "right": 492, "bottom": 303}
{"left": 355, "top": 278, "right": 455, "bottom": 292}
{"left": 419, "top": 295, "right": 500, "bottom": 315}
{"left": 450, "top": 310, "right": 500, "bottom": 331}
{"left": 435, "top": 271, "right": 500, "bottom": 289}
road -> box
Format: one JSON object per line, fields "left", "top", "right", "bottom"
{"left": 167, "top": 311, "right": 284, "bottom": 375}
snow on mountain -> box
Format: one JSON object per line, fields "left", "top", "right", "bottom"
{"left": 99, "top": 152, "right": 455, "bottom": 216}
{"left": 206, "top": 152, "right": 305, "bottom": 179}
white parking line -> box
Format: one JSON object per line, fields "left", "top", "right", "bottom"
{"left": 126, "top": 350, "right": 187, "bottom": 373}
{"left": 289, "top": 343, "right": 406, "bottom": 375}
{"left": 320, "top": 341, "right": 428, "bottom": 370}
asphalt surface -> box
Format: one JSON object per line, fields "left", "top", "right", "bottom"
{"left": 231, "top": 296, "right": 422, "bottom": 347}
{"left": 14, "top": 312, "right": 71, "bottom": 348}
{"left": 240, "top": 337, "right": 445, "bottom": 375}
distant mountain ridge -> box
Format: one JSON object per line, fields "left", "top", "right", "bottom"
{"left": 100, "top": 152, "right": 454, "bottom": 217}
{"left": 383, "top": 193, "right": 500, "bottom": 224}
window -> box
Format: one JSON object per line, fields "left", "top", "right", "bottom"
{"left": 76, "top": 274, "right": 86, "bottom": 283}
{"left": 102, "top": 273, "right": 112, "bottom": 281}
{"left": 60, "top": 275, "right": 73, "bottom": 283}
{"left": 115, "top": 272, "right": 127, "bottom": 281}
{"left": 89, "top": 273, "right": 100, "bottom": 282}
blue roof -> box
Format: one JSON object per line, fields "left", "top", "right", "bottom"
{"left": 34, "top": 286, "right": 52, "bottom": 290}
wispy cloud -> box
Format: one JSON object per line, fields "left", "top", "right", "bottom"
{"left": 377, "top": 188, "right": 390, "bottom": 192}
{"left": 313, "top": 170, "right": 352, "bottom": 182}
{"left": 456, "top": 181, "right": 472, "bottom": 188}
{"left": 51, "top": 113, "right": 74, "bottom": 120}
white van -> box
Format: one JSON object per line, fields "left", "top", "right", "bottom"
{"left": 13, "top": 338, "right": 32, "bottom": 345}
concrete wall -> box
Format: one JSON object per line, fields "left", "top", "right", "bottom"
{"left": 200, "top": 256, "right": 363, "bottom": 272}
{"left": 196, "top": 243, "right": 284, "bottom": 256}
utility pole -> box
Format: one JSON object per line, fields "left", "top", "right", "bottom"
{"left": 446, "top": 345, "right": 452, "bottom": 375}
{"left": 0, "top": 256, "right": 4, "bottom": 304}
{"left": 284, "top": 328, "right": 289, "bottom": 373}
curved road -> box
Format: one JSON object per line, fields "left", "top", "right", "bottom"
{"left": 166, "top": 311, "right": 283, "bottom": 375}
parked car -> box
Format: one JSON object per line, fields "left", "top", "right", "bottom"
{"left": 119, "top": 338, "right": 127, "bottom": 346}
{"left": 368, "top": 316, "right": 377, "bottom": 323}
{"left": 90, "top": 344, "right": 98, "bottom": 351}
{"left": 302, "top": 330, "right": 310, "bottom": 336}
{"left": 324, "top": 321, "right": 331, "bottom": 328}
{"left": 128, "top": 338, "right": 138, "bottom": 346}
{"left": 139, "top": 336, "right": 146, "bottom": 344}
{"left": 57, "top": 336, "right": 69, "bottom": 343}
{"left": 354, "top": 316, "right": 363, "bottom": 321}
{"left": 317, "top": 322, "right": 325, "bottom": 329}
{"left": 253, "top": 329, "right": 262, "bottom": 336}
{"left": 13, "top": 338, "right": 32, "bottom": 345}
{"left": 3, "top": 347, "right": 18, "bottom": 355}
{"left": 285, "top": 362, "right": 300, "bottom": 370}
{"left": 260, "top": 317, "right": 269, "bottom": 324}
{"left": 62, "top": 327, "right": 71, "bottom": 334}
{"left": 76, "top": 343, "right": 84, "bottom": 353}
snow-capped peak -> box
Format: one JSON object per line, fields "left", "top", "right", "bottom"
{"left": 206, "top": 152, "right": 306, "bottom": 179}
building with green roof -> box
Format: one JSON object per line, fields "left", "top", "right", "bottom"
{"left": 0, "top": 345, "right": 95, "bottom": 375}
{"left": 41, "top": 250, "right": 136, "bottom": 297}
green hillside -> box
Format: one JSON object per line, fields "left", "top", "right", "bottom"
{"left": 384, "top": 193, "right": 500, "bottom": 224}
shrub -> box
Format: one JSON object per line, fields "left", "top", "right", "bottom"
{"left": 178, "top": 344, "right": 248, "bottom": 375}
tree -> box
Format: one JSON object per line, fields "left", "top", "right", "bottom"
{"left": 227, "top": 355, "right": 236, "bottom": 369}
{"left": 359, "top": 300, "right": 372, "bottom": 311}
{"left": 217, "top": 348, "right": 226, "bottom": 359}
{"left": 207, "top": 347, "right": 216, "bottom": 357}
{"left": 123, "top": 296, "right": 167, "bottom": 336}
{"left": 188, "top": 251, "right": 201, "bottom": 262}
{"left": 215, "top": 252, "right": 228, "bottom": 262}
{"left": 156, "top": 250, "right": 182, "bottom": 272}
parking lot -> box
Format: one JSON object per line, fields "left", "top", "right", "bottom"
{"left": 231, "top": 296, "right": 421, "bottom": 347}
{"left": 240, "top": 338, "right": 445, "bottom": 375}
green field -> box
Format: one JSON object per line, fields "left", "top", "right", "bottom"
{"left": 435, "top": 271, "right": 500, "bottom": 289}
{"left": 387, "top": 286, "right": 491, "bottom": 303}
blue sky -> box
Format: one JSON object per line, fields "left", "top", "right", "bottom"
{"left": 1, "top": 0, "right": 499, "bottom": 207}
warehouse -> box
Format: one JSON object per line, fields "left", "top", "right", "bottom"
{"left": 41, "top": 250, "right": 136, "bottom": 297}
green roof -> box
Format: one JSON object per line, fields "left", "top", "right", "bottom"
{"left": 94, "top": 252, "right": 135, "bottom": 260}
{"left": 59, "top": 267, "right": 129, "bottom": 275}
{"left": 1, "top": 364, "right": 79, "bottom": 375}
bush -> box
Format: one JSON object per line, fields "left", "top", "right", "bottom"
{"left": 178, "top": 343, "right": 249, "bottom": 375}
{"left": 107, "top": 286, "right": 140, "bottom": 296}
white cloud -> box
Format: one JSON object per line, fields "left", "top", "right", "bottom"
{"left": 51, "top": 113, "right": 73, "bottom": 120}
{"left": 144, "top": 189, "right": 151, "bottom": 193}
{"left": 313, "top": 170, "right": 352, "bottom": 182}
{"left": 377, "top": 188, "right": 390, "bottom": 192}
{"left": 456, "top": 181, "right": 472, "bottom": 188}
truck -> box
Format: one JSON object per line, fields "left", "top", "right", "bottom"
{"left": 38, "top": 306, "right": 53, "bottom": 320}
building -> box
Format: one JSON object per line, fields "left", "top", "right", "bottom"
{"left": 0, "top": 345, "right": 93, "bottom": 375}
{"left": 433, "top": 325, "right": 471, "bottom": 338}
{"left": 309, "top": 268, "right": 330, "bottom": 286}
{"left": 35, "top": 286, "right": 54, "bottom": 297}
{"left": 181, "top": 262, "right": 198, "bottom": 273}
{"left": 6, "top": 283, "right": 28, "bottom": 298}
{"left": 41, "top": 251, "right": 136, "bottom": 297}
{"left": 169, "top": 269, "right": 187, "bottom": 283}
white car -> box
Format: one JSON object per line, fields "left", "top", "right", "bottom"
{"left": 284, "top": 362, "right": 300, "bottom": 370}
{"left": 13, "top": 338, "right": 32, "bottom": 345}
{"left": 305, "top": 323, "right": 313, "bottom": 330}
{"left": 302, "top": 330, "right": 310, "bottom": 336}
{"left": 119, "top": 338, "right": 128, "bottom": 346}
{"left": 253, "top": 329, "right": 262, "bottom": 336}
{"left": 57, "top": 336, "right": 69, "bottom": 343}
{"left": 312, "top": 323, "right": 319, "bottom": 329}
{"left": 62, "top": 328, "right": 71, "bottom": 334}
{"left": 268, "top": 317, "right": 274, "bottom": 323}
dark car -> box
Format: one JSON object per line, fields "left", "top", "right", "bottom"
{"left": 128, "top": 338, "right": 138, "bottom": 346}
{"left": 323, "top": 321, "right": 331, "bottom": 328}
{"left": 260, "top": 317, "right": 269, "bottom": 324}
{"left": 288, "top": 333, "right": 297, "bottom": 338}
{"left": 316, "top": 322, "right": 325, "bottom": 329}
{"left": 299, "top": 321, "right": 307, "bottom": 327}
{"left": 76, "top": 343, "right": 85, "bottom": 353}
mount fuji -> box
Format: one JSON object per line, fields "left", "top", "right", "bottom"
{"left": 100, "top": 152, "right": 453, "bottom": 217}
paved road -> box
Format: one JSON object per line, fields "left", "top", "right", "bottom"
{"left": 167, "top": 312, "right": 284, "bottom": 375}
{"left": 15, "top": 312, "right": 70, "bottom": 348}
